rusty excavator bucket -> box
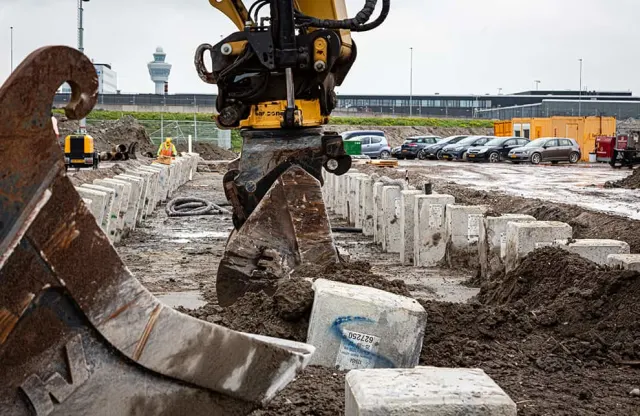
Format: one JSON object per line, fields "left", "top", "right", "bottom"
{"left": 216, "top": 129, "right": 347, "bottom": 307}
{"left": 0, "top": 46, "right": 315, "bottom": 415}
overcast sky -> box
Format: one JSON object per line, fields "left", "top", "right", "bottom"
{"left": 1, "top": 0, "right": 639, "bottom": 96}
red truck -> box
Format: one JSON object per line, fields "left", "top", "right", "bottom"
{"left": 596, "top": 133, "right": 640, "bottom": 168}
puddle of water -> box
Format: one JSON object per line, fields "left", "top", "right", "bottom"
{"left": 156, "top": 290, "right": 207, "bottom": 309}
{"left": 170, "top": 231, "right": 229, "bottom": 239}
{"left": 167, "top": 239, "right": 191, "bottom": 244}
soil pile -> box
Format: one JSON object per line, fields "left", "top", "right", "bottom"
{"left": 68, "top": 162, "right": 130, "bottom": 186}
{"left": 58, "top": 115, "right": 156, "bottom": 154}
{"left": 325, "top": 125, "right": 492, "bottom": 148}
{"left": 605, "top": 168, "right": 640, "bottom": 189}
{"left": 176, "top": 142, "right": 237, "bottom": 160}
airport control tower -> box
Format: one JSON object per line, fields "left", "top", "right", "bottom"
{"left": 148, "top": 47, "right": 172, "bottom": 94}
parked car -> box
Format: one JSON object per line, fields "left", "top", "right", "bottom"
{"left": 341, "top": 130, "right": 385, "bottom": 141}
{"left": 507, "top": 137, "right": 581, "bottom": 165}
{"left": 441, "top": 136, "right": 492, "bottom": 161}
{"left": 467, "top": 137, "right": 530, "bottom": 163}
{"left": 344, "top": 134, "right": 392, "bottom": 159}
{"left": 391, "top": 146, "right": 402, "bottom": 158}
{"left": 396, "top": 136, "right": 441, "bottom": 160}
{"left": 422, "top": 135, "right": 468, "bottom": 160}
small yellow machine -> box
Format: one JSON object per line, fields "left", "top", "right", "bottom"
{"left": 64, "top": 133, "right": 99, "bottom": 170}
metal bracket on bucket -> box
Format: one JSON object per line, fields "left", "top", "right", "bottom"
{"left": 0, "top": 46, "right": 314, "bottom": 415}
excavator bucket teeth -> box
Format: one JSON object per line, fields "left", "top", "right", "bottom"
{"left": 0, "top": 46, "right": 314, "bottom": 415}
{"left": 217, "top": 165, "right": 338, "bottom": 307}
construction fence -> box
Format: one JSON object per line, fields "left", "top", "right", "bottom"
{"left": 138, "top": 120, "right": 231, "bottom": 149}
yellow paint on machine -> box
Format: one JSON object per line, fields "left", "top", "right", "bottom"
{"left": 493, "top": 117, "right": 616, "bottom": 161}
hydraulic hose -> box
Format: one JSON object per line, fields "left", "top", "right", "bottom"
{"left": 295, "top": 0, "right": 390, "bottom": 32}
{"left": 165, "top": 197, "right": 231, "bottom": 217}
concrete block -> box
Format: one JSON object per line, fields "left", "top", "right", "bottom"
{"left": 115, "top": 174, "right": 146, "bottom": 225}
{"left": 126, "top": 170, "right": 155, "bottom": 218}
{"left": 345, "top": 367, "right": 517, "bottom": 416}
{"left": 505, "top": 221, "right": 573, "bottom": 273}
{"left": 413, "top": 194, "right": 455, "bottom": 267}
{"left": 360, "top": 177, "right": 375, "bottom": 237}
{"left": 137, "top": 166, "right": 163, "bottom": 207}
{"left": 81, "top": 184, "right": 121, "bottom": 243}
{"left": 347, "top": 173, "right": 364, "bottom": 225}
{"left": 445, "top": 205, "right": 488, "bottom": 268}
{"left": 307, "top": 279, "right": 427, "bottom": 371}
{"left": 93, "top": 179, "right": 130, "bottom": 237}
{"left": 546, "top": 239, "right": 630, "bottom": 265}
{"left": 373, "top": 182, "right": 386, "bottom": 245}
{"left": 607, "top": 254, "right": 640, "bottom": 271}
{"left": 82, "top": 198, "right": 93, "bottom": 212}
{"left": 479, "top": 215, "right": 536, "bottom": 279}
{"left": 352, "top": 175, "right": 369, "bottom": 228}
{"left": 337, "top": 174, "right": 348, "bottom": 219}
{"left": 400, "top": 190, "right": 423, "bottom": 265}
{"left": 75, "top": 187, "right": 108, "bottom": 231}
{"left": 148, "top": 163, "right": 171, "bottom": 202}
{"left": 382, "top": 186, "right": 403, "bottom": 253}
{"left": 103, "top": 178, "right": 137, "bottom": 232}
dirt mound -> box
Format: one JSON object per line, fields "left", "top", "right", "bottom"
{"left": 605, "top": 168, "right": 640, "bottom": 189}
{"left": 58, "top": 115, "right": 155, "bottom": 154}
{"left": 176, "top": 142, "right": 237, "bottom": 161}
{"left": 325, "top": 125, "right": 492, "bottom": 148}
{"left": 68, "top": 162, "right": 130, "bottom": 186}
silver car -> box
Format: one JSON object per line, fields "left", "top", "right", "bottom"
{"left": 344, "top": 134, "right": 392, "bottom": 159}
{"left": 508, "top": 137, "right": 581, "bottom": 164}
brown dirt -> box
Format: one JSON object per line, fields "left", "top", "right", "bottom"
{"left": 58, "top": 115, "right": 156, "bottom": 154}
{"left": 67, "top": 162, "right": 131, "bottom": 186}
{"left": 606, "top": 167, "right": 640, "bottom": 189}
{"left": 176, "top": 142, "right": 237, "bottom": 161}
{"left": 325, "top": 125, "right": 492, "bottom": 148}
{"left": 362, "top": 166, "right": 640, "bottom": 253}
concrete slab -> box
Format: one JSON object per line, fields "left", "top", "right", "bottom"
{"left": 126, "top": 170, "right": 155, "bottom": 218}
{"left": 307, "top": 279, "right": 427, "bottom": 371}
{"left": 479, "top": 215, "right": 536, "bottom": 279}
{"left": 360, "top": 176, "right": 375, "bottom": 237}
{"left": 607, "top": 254, "right": 640, "bottom": 271}
{"left": 400, "top": 190, "right": 423, "bottom": 265}
{"left": 505, "top": 221, "right": 573, "bottom": 273}
{"left": 545, "top": 239, "right": 630, "bottom": 265}
{"left": 445, "top": 205, "right": 488, "bottom": 268}
{"left": 352, "top": 175, "right": 370, "bottom": 228}
{"left": 413, "top": 195, "right": 455, "bottom": 267}
{"left": 373, "top": 181, "right": 386, "bottom": 245}
{"left": 116, "top": 174, "right": 147, "bottom": 224}
{"left": 382, "top": 186, "right": 403, "bottom": 253}
{"left": 103, "top": 178, "right": 138, "bottom": 231}
{"left": 81, "top": 184, "right": 121, "bottom": 243}
{"left": 345, "top": 367, "right": 517, "bottom": 416}
{"left": 75, "top": 189, "right": 105, "bottom": 227}
{"left": 93, "top": 179, "right": 129, "bottom": 237}
{"left": 82, "top": 198, "right": 93, "bottom": 212}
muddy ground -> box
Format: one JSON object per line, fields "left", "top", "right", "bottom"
{"left": 101, "top": 166, "right": 640, "bottom": 415}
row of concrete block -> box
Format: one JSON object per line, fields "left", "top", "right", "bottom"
{"left": 322, "top": 169, "right": 639, "bottom": 277}
{"left": 75, "top": 154, "right": 199, "bottom": 243}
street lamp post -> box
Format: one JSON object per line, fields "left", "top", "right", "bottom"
{"left": 535, "top": 80, "right": 541, "bottom": 91}
{"left": 578, "top": 58, "right": 583, "bottom": 117}
{"left": 10, "top": 27, "right": 13, "bottom": 73}
{"left": 78, "top": 0, "right": 90, "bottom": 133}
{"left": 409, "top": 47, "right": 413, "bottom": 117}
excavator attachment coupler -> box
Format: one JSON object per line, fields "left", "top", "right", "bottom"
{"left": 0, "top": 46, "right": 314, "bottom": 415}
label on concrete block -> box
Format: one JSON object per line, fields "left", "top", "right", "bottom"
{"left": 468, "top": 214, "right": 482, "bottom": 243}
{"left": 335, "top": 330, "right": 380, "bottom": 371}
{"left": 394, "top": 198, "right": 401, "bottom": 218}
{"left": 428, "top": 205, "right": 444, "bottom": 228}
{"left": 500, "top": 232, "right": 507, "bottom": 259}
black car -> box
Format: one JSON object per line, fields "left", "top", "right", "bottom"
{"left": 441, "top": 136, "right": 492, "bottom": 160}
{"left": 422, "top": 135, "right": 468, "bottom": 160}
{"left": 466, "top": 137, "right": 530, "bottom": 163}
{"left": 396, "top": 136, "right": 441, "bottom": 160}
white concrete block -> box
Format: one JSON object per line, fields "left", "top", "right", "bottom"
{"left": 93, "top": 179, "right": 129, "bottom": 237}
{"left": 382, "top": 186, "right": 403, "bottom": 253}
{"left": 347, "top": 173, "right": 364, "bottom": 226}
{"left": 137, "top": 166, "right": 163, "bottom": 207}
{"left": 103, "top": 178, "right": 137, "bottom": 232}
{"left": 115, "top": 174, "right": 146, "bottom": 225}
{"left": 81, "top": 184, "right": 121, "bottom": 243}
{"left": 505, "top": 221, "right": 573, "bottom": 273}
{"left": 345, "top": 367, "right": 517, "bottom": 416}
{"left": 126, "top": 170, "right": 155, "bottom": 218}
{"left": 82, "top": 198, "right": 93, "bottom": 212}
{"left": 360, "top": 177, "right": 375, "bottom": 237}
{"left": 547, "top": 239, "right": 630, "bottom": 265}
{"left": 479, "top": 215, "right": 536, "bottom": 279}
{"left": 352, "top": 175, "right": 369, "bottom": 228}
{"left": 373, "top": 182, "right": 386, "bottom": 245}
{"left": 413, "top": 194, "right": 455, "bottom": 267}
{"left": 75, "top": 187, "right": 108, "bottom": 231}
{"left": 337, "top": 174, "right": 348, "bottom": 219}
{"left": 148, "top": 163, "right": 171, "bottom": 202}
{"left": 307, "top": 279, "right": 427, "bottom": 370}
{"left": 400, "top": 190, "right": 423, "bottom": 265}
{"left": 607, "top": 254, "right": 640, "bottom": 271}
{"left": 445, "top": 205, "right": 488, "bottom": 268}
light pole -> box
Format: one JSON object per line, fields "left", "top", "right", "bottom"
{"left": 409, "top": 47, "right": 413, "bottom": 117}
{"left": 10, "top": 26, "right": 13, "bottom": 73}
{"left": 578, "top": 58, "right": 583, "bottom": 117}
{"left": 535, "top": 80, "right": 541, "bottom": 91}
{"left": 498, "top": 87, "right": 503, "bottom": 95}
{"left": 78, "top": 0, "right": 90, "bottom": 133}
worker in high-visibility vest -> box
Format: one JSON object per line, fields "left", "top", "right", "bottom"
{"left": 157, "top": 137, "right": 177, "bottom": 157}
